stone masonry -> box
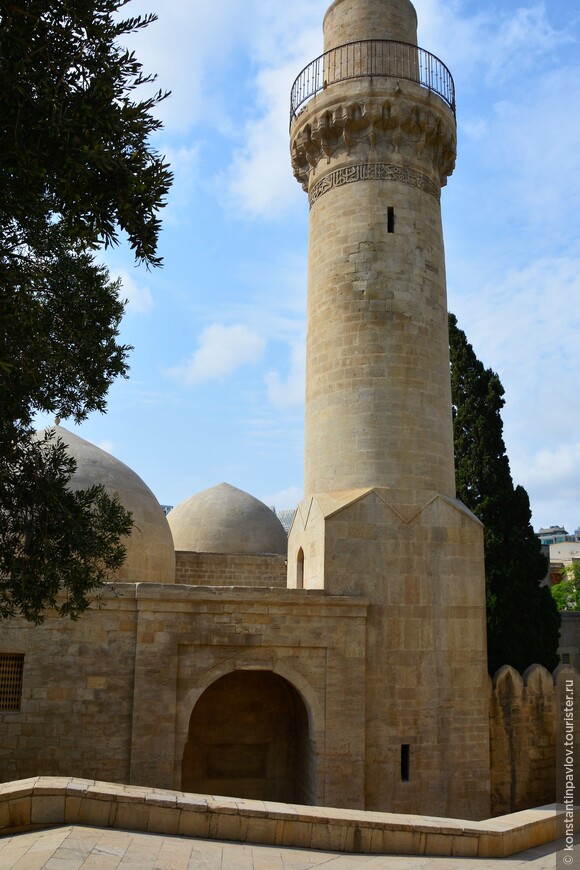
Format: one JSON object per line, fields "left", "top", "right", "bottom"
{"left": 288, "top": 0, "right": 490, "bottom": 818}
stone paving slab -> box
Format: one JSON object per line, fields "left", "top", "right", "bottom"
{"left": 0, "top": 826, "right": 577, "bottom": 870}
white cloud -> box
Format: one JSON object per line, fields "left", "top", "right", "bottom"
{"left": 519, "top": 443, "right": 580, "bottom": 533}
{"left": 263, "top": 485, "right": 303, "bottom": 512}
{"left": 219, "top": 63, "right": 303, "bottom": 219}
{"left": 450, "top": 253, "right": 580, "bottom": 535}
{"left": 168, "top": 323, "right": 265, "bottom": 385}
{"left": 489, "top": 73, "right": 580, "bottom": 227}
{"left": 484, "top": 5, "right": 571, "bottom": 84}
{"left": 462, "top": 256, "right": 580, "bottom": 374}
{"left": 265, "top": 338, "right": 305, "bottom": 410}
{"left": 120, "top": 0, "right": 255, "bottom": 133}
{"left": 115, "top": 270, "right": 154, "bottom": 314}
{"left": 414, "top": 0, "right": 488, "bottom": 71}
{"left": 415, "top": 1, "right": 571, "bottom": 86}
{"left": 159, "top": 145, "right": 200, "bottom": 225}
{"left": 461, "top": 118, "right": 487, "bottom": 141}
{"left": 217, "top": 7, "right": 324, "bottom": 219}
{"left": 522, "top": 444, "right": 580, "bottom": 493}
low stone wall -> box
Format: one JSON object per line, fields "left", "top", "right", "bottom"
{"left": 0, "top": 777, "right": 574, "bottom": 858}
{"left": 174, "top": 552, "right": 287, "bottom": 587}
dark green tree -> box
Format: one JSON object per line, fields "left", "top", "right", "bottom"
{"left": 0, "top": 0, "right": 172, "bottom": 621}
{"left": 448, "top": 313, "right": 560, "bottom": 675}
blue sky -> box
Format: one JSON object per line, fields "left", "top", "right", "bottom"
{"left": 38, "top": 0, "right": 580, "bottom": 534}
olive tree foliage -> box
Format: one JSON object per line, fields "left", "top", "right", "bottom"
{"left": 0, "top": 0, "right": 172, "bottom": 622}
{"left": 448, "top": 314, "right": 560, "bottom": 675}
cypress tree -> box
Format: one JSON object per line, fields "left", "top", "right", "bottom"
{"left": 448, "top": 313, "right": 560, "bottom": 675}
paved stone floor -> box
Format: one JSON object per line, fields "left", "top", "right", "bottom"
{"left": 0, "top": 826, "right": 577, "bottom": 870}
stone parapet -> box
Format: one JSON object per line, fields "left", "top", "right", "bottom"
{"left": 0, "top": 778, "right": 575, "bottom": 858}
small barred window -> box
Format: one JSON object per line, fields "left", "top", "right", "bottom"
{"left": 0, "top": 654, "right": 24, "bottom": 712}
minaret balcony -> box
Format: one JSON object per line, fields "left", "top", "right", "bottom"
{"left": 290, "top": 39, "right": 455, "bottom": 127}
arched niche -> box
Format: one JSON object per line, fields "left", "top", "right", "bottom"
{"left": 181, "top": 670, "right": 315, "bottom": 804}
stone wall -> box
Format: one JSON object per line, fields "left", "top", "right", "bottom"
{"left": 0, "top": 589, "right": 138, "bottom": 784}
{"left": 174, "top": 551, "right": 286, "bottom": 587}
{"left": 1, "top": 578, "right": 576, "bottom": 820}
{"left": 489, "top": 664, "right": 579, "bottom": 815}
{"left": 289, "top": 486, "right": 491, "bottom": 820}
{"left": 129, "top": 584, "right": 368, "bottom": 811}
{"left": 0, "top": 584, "right": 368, "bottom": 813}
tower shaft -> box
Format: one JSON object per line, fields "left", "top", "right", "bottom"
{"left": 292, "top": 0, "right": 457, "bottom": 499}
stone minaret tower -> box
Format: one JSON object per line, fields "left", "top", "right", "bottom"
{"left": 288, "top": 0, "right": 491, "bottom": 819}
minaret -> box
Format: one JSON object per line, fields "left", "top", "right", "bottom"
{"left": 288, "top": 0, "right": 491, "bottom": 819}
{"left": 293, "top": 0, "right": 456, "bottom": 499}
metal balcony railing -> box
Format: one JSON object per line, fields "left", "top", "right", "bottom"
{"left": 290, "top": 39, "right": 455, "bottom": 127}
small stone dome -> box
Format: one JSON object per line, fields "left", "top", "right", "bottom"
{"left": 38, "top": 426, "right": 175, "bottom": 583}
{"left": 168, "top": 483, "right": 288, "bottom": 555}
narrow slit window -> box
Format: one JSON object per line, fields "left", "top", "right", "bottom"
{"left": 401, "top": 744, "right": 410, "bottom": 782}
{"left": 387, "top": 206, "right": 395, "bottom": 234}
{"left": 0, "top": 654, "right": 24, "bottom": 712}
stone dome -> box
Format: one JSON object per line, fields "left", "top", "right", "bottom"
{"left": 168, "top": 483, "right": 288, "bottom": 555}
{"left": 38, "top": 426, "right": 175, "bottom": 583}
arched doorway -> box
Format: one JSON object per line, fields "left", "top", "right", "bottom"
{"left": 181, "top": 670, "right": 314, "bottom": 803}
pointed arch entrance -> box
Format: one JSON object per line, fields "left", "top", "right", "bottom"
{"left": 181, "top": 670, "right": 315, "bottom": 803}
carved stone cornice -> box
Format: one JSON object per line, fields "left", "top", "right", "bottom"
{"left": 290, "top": 97, "right": 456, "bottom": 192}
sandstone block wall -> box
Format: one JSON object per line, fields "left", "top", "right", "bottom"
{"left": 129, "top": 585, "right": 368, "bottom": 810}
{"left": 490, "top": 664, "right": 579, "bottom": 816}
{"left": 0, "top": 584, "right": 368, "bottom": 813}
{"left": 288, "top": 486, "right": 491, "bottom": 820}
{"left": 174, "top": 551, "right": 286, "bottom": 587}
{"left": 0, "top": 589, "right": 138, "bottom": 784}
{"left": 2, "top": 577, "right": 572, "bottom": 820}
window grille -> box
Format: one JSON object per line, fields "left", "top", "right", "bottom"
{"left": 0, "top": 654, "right": 24, "bottom": 712}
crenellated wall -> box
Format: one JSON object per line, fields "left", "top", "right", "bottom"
{"left": 489, "top": 664, "right": 579, "bottom": 816}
